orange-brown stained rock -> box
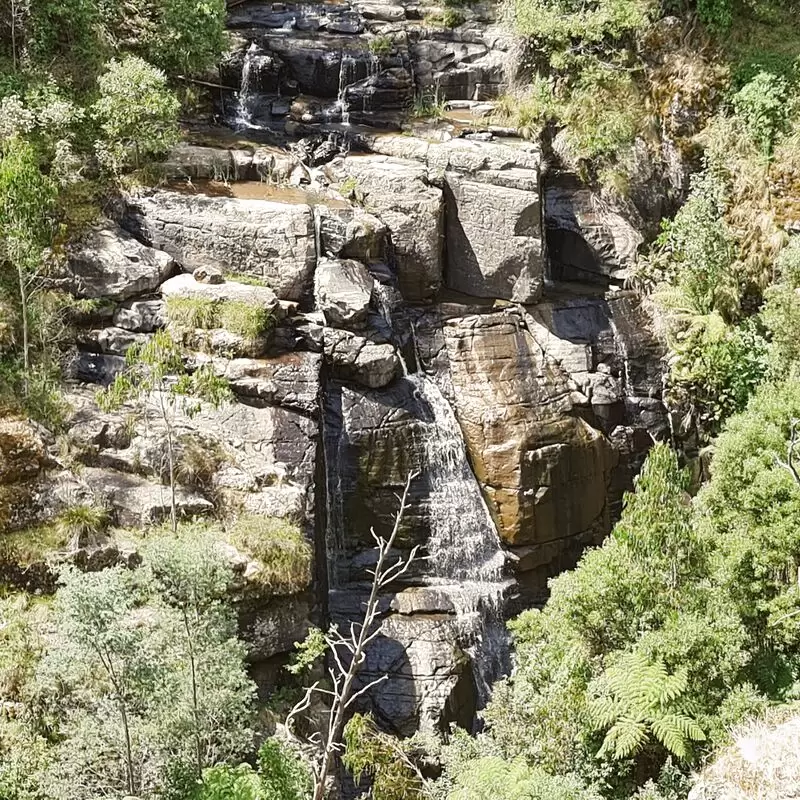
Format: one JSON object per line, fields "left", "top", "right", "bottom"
{"left": 444, "top": 311, "right": 617, "bottom": 546}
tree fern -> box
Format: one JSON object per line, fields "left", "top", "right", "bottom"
{"left": 588, "top": 651, "right": 706, "bottom": 762}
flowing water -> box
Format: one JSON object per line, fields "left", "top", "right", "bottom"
{"left": 233, "top": 43, "right": 265, "bottom": 129}
{"left": 406, "top": 373, "right": 510, "bottom": 704}
{"left": 337, "top": 55, "right": 358, "bottom": 126}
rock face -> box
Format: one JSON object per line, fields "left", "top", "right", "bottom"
{"left": 442, "top": 310, "right": 616, "bottom": 545}
{"left": 120, "top": 190, "right": 317, "bottom": 300}
{"left": 331, "top": 155, "right": 444, "bottom": 302}
{"left": 34, "top": 99, "right": 666, "bottom": 737}
{"left": 545, "top": 173, "right": 644, "bottom": 284}
{"left": 64, "top": 220, "right": 174, "bottom": 300}
{"left": 444, "top": 169, "right": 544, "bottom": 302}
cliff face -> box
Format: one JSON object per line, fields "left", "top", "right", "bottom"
{"left": 0, "top": 0, "right": 670, "bottom": 737}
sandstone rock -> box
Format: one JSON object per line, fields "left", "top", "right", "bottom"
{"left": 176, "top": 327, "right": 270, "bottom": 359}
{"left": 333, "top": 598, "right": 476, "bottom": 735}
{"left": 443, "top": 310, "right": 616, "bottom": 545}
{"left": 316, "top": 205, "right": 388, "bottom": 261}
{"left": 159, "top": 272, "right": 281, "bottom": 314}
{"left": 219, "top": 352, "right": 322, "bottom": 414}
{"left": 121, "top": 190, "right": 316, "bottom": 301}
{"left": 239, "top": 595, "right": 312, "bottom": 661}
{"left": 64, "top": 220, "right": 173, "bottom": 301}
{"left": 161, "top": 143, "right": 252, "bottom": 182}
{"left": 113, "top": 299, "right": 166, "bottom": 332}
{"left": 80, "top": 327, "right": 148, "bottom": 356}
{"left": 324, "top": 328, "right": 400, "bottom": 388}
{"left": 359, "top": 4, "right": 405, "bottom": 21}
{"left": 315, "top": 258, "right": 374, "bottom": 328}
{"left": 545, "top": 174, "right": 643, "bottom": 283}
{"left": 444, "top": 169, "right": 543, "bottom": 302}
{"left": 332, "top": 155, "right": 443, "bottom": 301}
{"left": 82, "top": 467, "right": 213, "bottom": 527}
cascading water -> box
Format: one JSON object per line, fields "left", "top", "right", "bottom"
{"left": 337, "top": 55, "right": 358, "bottom": 126}
{"left": 407, "top": 373, "right": 511, "bottom": 704}
{"left": 233, "top": 43, "right": 263, "bottom": 129}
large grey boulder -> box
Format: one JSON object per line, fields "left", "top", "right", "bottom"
{"left": 64, "top": 220, "right": 173, "bottom": 301}
{"left": 324, "top": 328, "right": 400, "bottom": 389}
{"left": 121, "top": 190, "right": 316, "bottom": 301}
{"left": 331, "top": 155, "right": 443, "bottom": 302}
{"left": 82, "top": 467, "right": 213, "bottom": 527}
{"left": 161, "top": 143, "right": 254, "bottom": 182}
{"left": 315, "top": 258, "right": 374, "bottom": 328}
{"left": 316, "top": 205, "right": 388, "bottom": 261}
{"left": 216, "top": 352, "right": 322, "bottom": 414}
{"left": 444, "top": 169, "right": 544, "bottom": 302}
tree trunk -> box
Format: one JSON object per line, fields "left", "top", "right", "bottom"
{"left": 17, "top": 262, "right": 29, "bottom": 397}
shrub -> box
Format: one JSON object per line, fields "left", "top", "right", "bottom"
{"left": 368, "top": 36, "right": 393, "bottom": 57}
{"left": 93, "top": 56, "right": 180, "bottom": 171}
{"left": 731, "top": 71, "right": 790, "bottom": 156}
{"left": 53, "top": 504, "right": 110, "bottom": 548}
{"left": 166, "top": 297, "right": 219, "bottom": 330}
{"left": 227, "top": 515, "right": 313, "bottom": 595}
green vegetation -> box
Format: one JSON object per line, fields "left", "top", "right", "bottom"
{"left": 368, "top": 35, "right": 393, "bottom": 57}
{"left": 0, "top": 0, "right": 228, "bottom": 431}
{"left": 0, "top": 536, "right": 261, "bottom": 799}
{"left": 165, "top": 296, "right": 274, "bottom": 340}
{"left": 93, "top": 56, "right": 180, "bottom": 172}
{"left": 99, "top": 330, "right": 232, "bottom": 530}
{"left": 227, "top": 515, "right": 313, "bottom": 596}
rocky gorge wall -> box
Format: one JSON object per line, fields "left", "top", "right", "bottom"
{"left": 0, "top": 0, "right": 670, "bottom": 739}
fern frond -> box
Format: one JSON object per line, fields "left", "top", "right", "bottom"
{"left": 601, "top": 716, "right": 648, "bottom": 760}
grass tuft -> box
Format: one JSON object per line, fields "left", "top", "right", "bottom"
{"left": 227, "top": 514, "right": 312, "bottom": 596}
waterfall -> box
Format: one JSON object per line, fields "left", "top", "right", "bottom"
{"left": 337, "top": 55, "right": 357, "bottom": 126}
{"left": 407, "top": 373, "right": 511, "bottom": 705}
{"left": 362, "top": 54, "right": 381, "bottom": 114}
{"left": 234, "top": 43, "right": 261, "bottom": 129}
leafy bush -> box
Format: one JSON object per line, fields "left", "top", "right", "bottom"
{"left": 731, "top": 70, "right": 790, "bottom": 156}
{"left": 93, "top": 56, "right": 180, "bottom": 171}
{"left": 589, "top": 652, "right": 705, "bottom": 761}
{"left": 448, "top": 756, "right": 600, "bottom": 800}
{"left": 343, "top": 713, "right": 425, "bottom": 799}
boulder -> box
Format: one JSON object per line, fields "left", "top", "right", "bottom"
{"left": 121, "top": 190, "right": 316, "bottom": 301}
{"left": 217, "top": 352, "right": 322, "bottom": 414}
{"left": 331, "top": 155, "right": 443, "bottom": 302}
{"left": 330, "top": 591, "right": 476, "bottom": 736}
{"left": 315, "top": 258, "right": 374, "bottom": 328}
{"left": 444, "top": 169, "right": 544, "bottom": 302}
{"left": 79, "top": 326, "right": 149, "bottom": 356}
{"left": 82, "top": 467, "right": 213, "bottom": 527}
{"left": 316, "top": 204, "right": 388, "bottom": 261}
{"left": 113, "top": 299, "right": 166, "bottom": 332}
{"left": 64, "top": 220, "right": 173, "bottom": 301}
{"left": 442, "top": 310, "right": 617, "bottom": 546}
{"left": 161, "top": 143, "right": 253, "bottom": 182}
{"left": 324, "top": 328, "right": 400, "bottom": 388}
